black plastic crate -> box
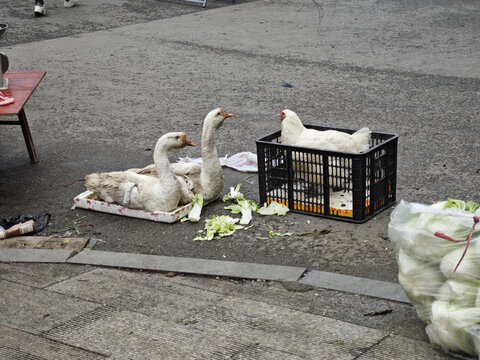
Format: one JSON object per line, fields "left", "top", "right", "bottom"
{"left": 256, "top": 125, "right": 398, "bottom": 223}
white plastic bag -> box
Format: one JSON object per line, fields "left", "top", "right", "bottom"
{"left": 388, "top": 199, "right": 480, "bottom": 358}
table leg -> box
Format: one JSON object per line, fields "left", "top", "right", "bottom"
{"left": 18, "top": 109, "right": 38, "bottom": 164}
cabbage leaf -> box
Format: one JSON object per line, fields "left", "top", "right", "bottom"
{"left": 224, "top": 199, "right": 258, "bottom": 225}
{"left": 223, "top": 183, "right": 244, "bottom": 202}
{"left": 193, "top": 215, "right": 243, "bottom": 241}
{"left": 443, "top": 198, "right": 479, "bottom": 213}
{"left": 181, "top": 193, "right": 203, "bottom": 223}
{"left": 257, "top": 201, "right": 289, "bottom": 216}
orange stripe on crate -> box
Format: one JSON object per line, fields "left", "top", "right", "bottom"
{"left": 266, "top": 197, "right": 356, "bottom": 217}
{"left": 266, "top": 197, "right": 388, "bottom": 217}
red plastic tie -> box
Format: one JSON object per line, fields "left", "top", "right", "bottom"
{"left": 434, "top": 216, "right": 480, "bottom": 274}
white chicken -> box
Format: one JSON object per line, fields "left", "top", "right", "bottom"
{"left": 280, "top": 108, "right": 371, "bottom": 152}
{"left": 279, "top": 108, "right": 372, "bottom": 191}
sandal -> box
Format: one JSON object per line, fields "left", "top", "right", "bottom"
{"left": 0, "top": 91, "right": 14, "bottom": 106}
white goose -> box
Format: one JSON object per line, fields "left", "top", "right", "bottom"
{"left": 129, "top": 107, "right": 233, "bottom": 205}
{"left": 85, "top": 132, "right": 196, "bottom": 212}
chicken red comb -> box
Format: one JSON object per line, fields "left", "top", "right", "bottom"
{"left": 283, "top": 106, "right": 287, "bottom": 110}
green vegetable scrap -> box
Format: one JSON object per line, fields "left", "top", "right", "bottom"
{"left": 181, "top": 193, "right": 204, "bottom": 223}
{"left": 184, "top": 320, "right": 198, "bottom": 325}
{"left": 223, "top": 183, "right": 244, "bottom": 202}
{"left": 269, "top": 231, "right": 295, "bottom": 238}
{"left": 224, "top": 199, "right": 258, "bottom": 225}
{"left": 191, "top": 184, "right": 293, "bottom": 242}
{"left": 194, "top": 215, "right": 244, "bottom": 241}
{"left": 443, "top": 198, "right": 479, "bottom": 213}
{"left": 257, "top": 201, "right": 289, "bottom": 216}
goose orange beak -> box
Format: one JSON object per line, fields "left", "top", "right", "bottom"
{"left": 220, "top": 107, "right": 233, "bottom": 119}
{"left": 182, "top": 133, "right": 196, "bottom": 147}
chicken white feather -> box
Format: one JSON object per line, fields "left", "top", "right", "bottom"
{"left": 280, "top": 108, "right": 372, "bottom": 189}
{"left": 280, "top": 108, "right": 371, "bottom": 152}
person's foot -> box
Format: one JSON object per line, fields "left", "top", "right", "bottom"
{"left": 64, "top": 0, "right": 79, "bottom": 8}
{"left": 34, "top": 0, "right": 46, "bottom": 17}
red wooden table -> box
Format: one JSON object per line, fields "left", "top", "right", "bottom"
{"left": 0, "top": 71, "right": 46, "bottom": 163}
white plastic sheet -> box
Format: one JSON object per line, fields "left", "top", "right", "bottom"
{"left": 178, "top": 152, "right": 258, "bottom": 173}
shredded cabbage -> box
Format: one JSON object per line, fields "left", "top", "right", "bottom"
{"left": 192, "top": 184, "right": 292, "bottom": 242}
{"left": 223, "top": 183, "right": 244, "bottom": 202}
{"left": 257, "top": 201, "right": 289, "bottom": 216}
{"left": 224, "top": 199, "right": 258, "bottom": 225}
{"left": 193, "top": 215, "right": 243, "bottom": 241}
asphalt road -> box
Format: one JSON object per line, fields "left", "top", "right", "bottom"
{"left": 0, "top": 0, "right": 479, "bottom": 283}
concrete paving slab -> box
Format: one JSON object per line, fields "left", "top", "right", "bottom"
{"left": 0, "top": 279, "right": 100, "bottom": 334}
{"left": 44, "top": 308, "right": 255, "bottom": 359}
{"left": 43, "top": 292, "right": 392, "bottom": 360}
{"left": 0, "top": 248, "right": 75, "bottom": 263}
{"left": 0, "top": 263, "right": 448, "bottom": 359}
{"left": 48, "top": 265, "right": 428, "bottom": 342}
{"left": 299, "top": 270, "right": 410, "bottom": 303}
{"left": 168, "top": 273, "right": 428, "bottom": 341}
{"left": 187, "top": 296, "right": 387, "bottom": 359}
{"left": 67, "top": 250, "right": 306, "bottom": 281}
{"left": 231, "top": 345, "right": 306, "bottom": 360}
{"left": 47, "top": 267, "right": 225, "bottom": 322}
{"left": 0, "top": 262, "right": 91, "bottom": 288}
{"left": 357, "top": 333, "right": 453, "bottom": 360}
{"left": 0, "top": 324, "right": 107, "bottom": 359}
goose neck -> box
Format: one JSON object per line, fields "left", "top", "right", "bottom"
{"left": 153, "top": 142, "right": 174, "bottom": 179}
{"left": 201, "top": 122, "right": 219, "bottom": 164}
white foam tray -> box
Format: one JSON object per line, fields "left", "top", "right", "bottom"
{"left": 73, "top": 190, "right": 193, "bottom": 223}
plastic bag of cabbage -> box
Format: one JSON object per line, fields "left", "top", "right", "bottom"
{"left": 388, "top": 198, "right": 480, "bottom": 358}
